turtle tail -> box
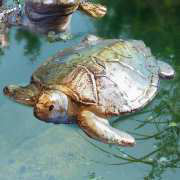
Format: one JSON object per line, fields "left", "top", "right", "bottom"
{"left": 78, "top": 2, "right": 107, "bottom": 18}
{"left": 3, "top": 83, "right": 40, "bottom": 106}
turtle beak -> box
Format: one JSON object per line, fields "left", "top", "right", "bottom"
{"left": 3, "top": 85, "right": 36, "bottom": 106}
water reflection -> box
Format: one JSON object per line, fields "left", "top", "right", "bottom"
{"left": 0, "top": 48, "right": 4, "bottom": 56}
{"left": 0, "top": 28, "right": 42, "bottom": 61}
{"left": 95, "top": 0, "right": 180, "bottom": 64}
{"left": 15, "top": 29, "right": 41, "bottom": 62}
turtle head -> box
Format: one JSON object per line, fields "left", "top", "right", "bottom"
{"left": 34, "top": 90, "right": 71, "bottom": 124}
{"left": 3, "top": 84, "right": 39, "bottom": 106}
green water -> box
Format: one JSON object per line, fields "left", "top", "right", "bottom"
{"left": 0, "top": 0, "right": 179, "bottom": 179}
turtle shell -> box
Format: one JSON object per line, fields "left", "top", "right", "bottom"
{"left": 32, "top": 38, "right": 159, "bottom": 115}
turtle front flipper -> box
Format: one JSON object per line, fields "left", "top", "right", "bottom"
{"left": 77, "top": 109, "right": 135, "bottom": 147}
{"left": 78, "top": 2, "right": 107, "bottom": 18}
{"left": 3, "top": 84, "right": 39, "bottom": 106}
{"left": 158, "top": 60, "right": 175, "bottom": 79}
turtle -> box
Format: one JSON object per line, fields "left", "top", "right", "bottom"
{"left": 0, "top": 0, "right": 106, "bottom": 44}
{"left": 3, "top": 35, "right": 175, "bottom": 147}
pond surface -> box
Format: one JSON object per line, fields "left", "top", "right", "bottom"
{"left": 0, "top": 0, "right": 179, "bottom": 180}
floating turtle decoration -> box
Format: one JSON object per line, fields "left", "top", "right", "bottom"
{"left": 24, "top": 0, "right": 107, "bottom": 32}
{"left": 0, "top": 0, "right": 106, "bottom": 43}
{"left": 3, "top": 35, "right": 175, "bottom": 146}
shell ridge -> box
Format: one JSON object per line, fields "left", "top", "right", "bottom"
{"left": 62, "top": 65, "right": 98, "bottom": 105}
{"left": 77, "top": 64, "right": 98, "bottom": 104}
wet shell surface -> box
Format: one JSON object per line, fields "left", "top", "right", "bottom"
{"left": 31, "top": 37, "right": 160, "bottom": 115}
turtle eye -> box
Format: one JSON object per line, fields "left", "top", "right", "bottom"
{"left": 49, "top": 105, "right": 54, "bottom": 111}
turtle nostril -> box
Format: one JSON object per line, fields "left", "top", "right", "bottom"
{"left": 3, "top": 86, "right": 10, "bottom": 95}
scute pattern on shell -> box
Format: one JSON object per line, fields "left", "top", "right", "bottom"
{"left": 62, "top": 65, "right": 98, "bottom": 104}
{"left": 32, "top": 38, "right": 159, "bottom": 115}
{"left": 93, "top": 40, "right": 159, "bottom": 115}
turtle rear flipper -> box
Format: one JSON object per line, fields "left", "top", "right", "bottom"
{"left": 158, "top": 60, "right": 175, "bottom": 79}
{"left": 3, "top": 84, "right": 39, "bottom": 106}
{"left": 78, "top": 2, "right": 107, "bottom": 18}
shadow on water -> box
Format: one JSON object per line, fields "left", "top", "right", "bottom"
{"left": 15, "top": 29, "right": 42, "bottom": 62}
{"left": 86, "top": 0, "right": 180, "bottom": 179}
{"left": 0, "top": 28, "right": 42, "bottom": 62}
{"left": 0, "top": 28, "right": 42, "bottom": 63}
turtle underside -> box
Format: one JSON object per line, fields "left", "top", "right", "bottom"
{"left": 31, "top": 38, "right": 159, "bottom": 115}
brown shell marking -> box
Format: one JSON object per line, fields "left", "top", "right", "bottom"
{"left": 61, "top": 65, "right": 98, "bottom": 104}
